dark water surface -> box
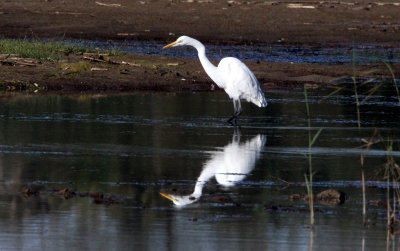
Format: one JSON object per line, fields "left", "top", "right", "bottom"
{"left": 68, "top": 39, "right": 400, "bottom": 64}
{"left": 0, "top": 89, "right": 399, "bottom": 250}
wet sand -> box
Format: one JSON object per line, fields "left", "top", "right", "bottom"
{"left": 0, "top": 0, "right": 400, "bottom": 91}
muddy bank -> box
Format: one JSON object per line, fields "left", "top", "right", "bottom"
{"left": 1, "top": 0, "right": 400, "bottom": 46}
{"left": 1, "top": 51, "right": 399, "bottom": 92}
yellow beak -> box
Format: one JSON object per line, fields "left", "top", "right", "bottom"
{"left": 163, "top": 40, "right": 181, "bottom": 49}
{"left": 160, "top": 192, "right": 178, "bottom": 202}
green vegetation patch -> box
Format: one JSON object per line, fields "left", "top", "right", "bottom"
{"left": 0, "top": 39, "right": 121, "bottom": 62}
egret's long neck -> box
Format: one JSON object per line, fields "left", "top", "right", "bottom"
{"left": 192, "top": 171, "right": 210, "bottom": 198}
{"left": 189, "top": 38, "right": 224, "bottom": 88}
{"left": 191, "top": 157, "right": 217, "bottom": 198}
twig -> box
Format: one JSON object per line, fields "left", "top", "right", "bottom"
{"left": 95, "top": 1, "right": 121, "bottom": 7}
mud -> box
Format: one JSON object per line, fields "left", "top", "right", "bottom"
{"left": 1, "top": 0, "right": 400, "bottom": 91}
{"left": 1, "top": 50, "right": 398, "bottom": 92}
{"left": 2, "top": 0, "right": 400, "bottom": 45}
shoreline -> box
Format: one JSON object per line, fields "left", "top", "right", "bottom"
{"left": 1, "top": 0, "right": 400, "bottom": 93}
{"left": 1, "top": 49, "right": 398, "bottom": 93}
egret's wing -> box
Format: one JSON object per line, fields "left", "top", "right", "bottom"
{"left": 218, "top": 57, "right": 267, "bottom": 107}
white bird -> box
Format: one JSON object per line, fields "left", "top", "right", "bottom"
{"left": 163, "top": 36, "right": 267, "bottom": 125}
{"left": 160, "top": 131, "right": 266, "bottom": 207}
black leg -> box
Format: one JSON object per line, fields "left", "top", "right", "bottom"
{"left": 227, "top": 115, "right": 235, "bottom": 125}
{"left": 227, "top": 99, "right": 241, "bottom": 126}
{"left": 227, "top": 114, "right": 237, "bottom": 126}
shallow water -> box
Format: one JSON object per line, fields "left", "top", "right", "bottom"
{"left": 0, "top": 89, "right": 399, "bottom": 250}
{"left": 67, "top": 39, "right": 400, "bottom": 64}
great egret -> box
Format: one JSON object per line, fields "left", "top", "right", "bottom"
{"left": 163, "top": 36, "right": 267, "bottom": 125}
{"left": 160, "top": 131, "right": 266, "bottom": 207}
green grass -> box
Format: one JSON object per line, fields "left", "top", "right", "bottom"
{"left": 0, "top": 39, "right": 122, "bottom": 62}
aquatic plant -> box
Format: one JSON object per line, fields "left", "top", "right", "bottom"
{"left": 383, "top": 62, "right": 400, "bottom": 104}
{"left": 304, "top": 87, "right": 323, "bottom": 228}
{"left": 336, "top": 50, "right": 400, "bottom": 225}
{"left": 352, "top": 74, "right": 361, "bottom": 128}
{"left": 360, "top": 129, "right": 400, "bottom": 230}
{"left": 321, "top": 49, "right": 399, "bottom": 228}
{"left": 352, "top": 71, "right": 367, "bottom": 225}
{"left": 383, "top": 140, "right": 400, "bottom": 230}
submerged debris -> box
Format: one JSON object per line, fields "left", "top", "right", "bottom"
{"left": 390, "top": 217, "right": 400, "bottom": 234}
{"left": 290, "top": 193, "right": 309, "bottom": 202}
{"left": 34, "top": 187, "right": 123, "bottom": 205}
{"left": 316, "top": 189, "right": 347, "bottom": 206}
{"left": 91, "top": 193, "right": 120, "bottom": 205}
{"left": 85, "top": 191, "right": 121, "bottom": 204}
{"left": 290, "top": 189, "right": 347, "bottom": 206}
{"left": 265, "top": 204, "right": 325, "bottom": 214}
{"left": 22, "top": 187, "right": 37, "bottom": 198}
{"left": 55, "top": 188, "right": 76, "bottom": 199}
{"left": 368, "top": 200, "right": 387, "bottom": 207}
{"left": 208, "top": 195, "right": 233, "bottom": 203}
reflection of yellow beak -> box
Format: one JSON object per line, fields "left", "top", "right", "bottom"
{"left": 163, "top": 40, "right": 181, "bottom": 49}
{"left": 160, "top": 192, "right": 178, "bottom": 202}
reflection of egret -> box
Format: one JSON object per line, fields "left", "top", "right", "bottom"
{"left": 160, "top": 131, "right": 266, "bottom": 207}
{"left": 163, "top": 36, "right": 267, "bottom": 125}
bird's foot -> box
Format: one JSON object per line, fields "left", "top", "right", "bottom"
{"left": 227, "top": 110, "right": 242, "bottom": 126}
{"left": 227, "top": 115, "right": 238, "bottom": 126}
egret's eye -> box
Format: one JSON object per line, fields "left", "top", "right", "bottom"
{"left": 189, "top": 196, "right": 196, "bottom": 201}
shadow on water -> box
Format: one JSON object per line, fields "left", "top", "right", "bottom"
{"left": 160, "top": 129, "right": 266, "bottom": 207}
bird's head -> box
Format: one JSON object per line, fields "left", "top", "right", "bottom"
{"left": 163, "top": 36, "right": 191, "bottom": 49}
{"left": 160, "top": 192, "right": 199, "bottom": 207}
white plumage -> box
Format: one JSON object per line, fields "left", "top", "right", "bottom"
{"left": 163, "top": 36, "right": 267, "bottom": 125}
{"left": 218, "top": 57, "right": 267, "bottom": 107}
